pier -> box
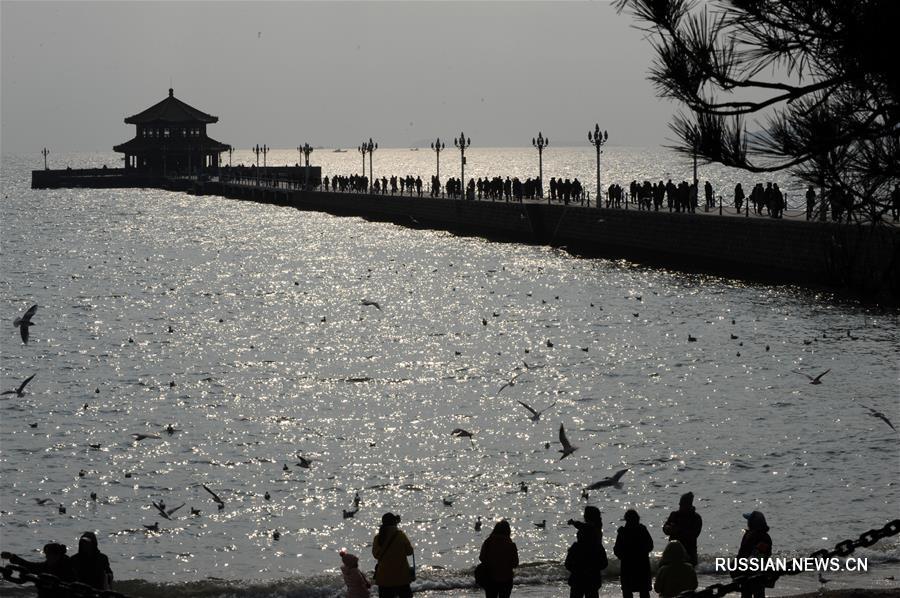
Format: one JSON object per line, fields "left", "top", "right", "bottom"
{"left": 33, "top": 168, "right": 897, "bottom": 302}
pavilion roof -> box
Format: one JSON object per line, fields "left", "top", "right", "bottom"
{"left": 124, "top": 89, "right": 218, "bottom": 125}
{"left": 113, "top": 135, "right": 230, "bottom": 154}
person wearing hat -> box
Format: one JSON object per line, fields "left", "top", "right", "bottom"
{"left": 372, "top": 512, "right": 414, "bottom": 598}
{"left": 734, "top": 511, "right": 774, "bottom": 598}
{"left": 339, "top": 549, "right": 371, "bottom": 598}
{"left": 1, "top": 543, "right": 76, "bottom": 597}
{"left": 613, "top": 509, "right": 653, "bottom": 598}
{"left": 662, "top": 492, "right": 702, "bottom": 566}
{"left": 70, "top": 531, "right": 114, "bottom": 590}
{"left": 477, "top": 519, "right": 519, "bottom": 598}
{"left": 653, "top": 541, "right": 698, "bottom": 598}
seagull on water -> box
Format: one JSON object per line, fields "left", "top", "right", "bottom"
{"left": 857, "top": 403, "right": 897, "bottom": 432}
{"left": 558, "top": 424, "right": 578, "bottom": 460}
{"left": 474, "top": 516, "right": 482, "bottom": 531}
{"left": 132, "top": 433, "right": 162, "bottom": 441}
{"left": 144, "top": 522, "right": 159, "bottom": 532}
{"left": 13, "top": 305, "right": 38, "bottom": 344}
{"left": 792, "top": 369, "right": 830, "bottom": 384}
{"left": 343, "top": 507, "right": 359, "bottom": 519}
{"left": 451, "top": 428, "right": 474, "bottom": 438}
{"left": 201, "top": 484, "right": 225, "bottom": 510}
{"left": 1, "top": 373, "right": 36, "bottom": 397}
{"left": 442, "top": 496, "right": 454, "bottom": 506}
{"left": 534, "top": 520, "right": 546, "bottom": 529}
{"left": 585, "top": 468, "right": 629, "bottom": 489}
{"left": 518, "top": 400, "right": 556, "bottom": 422}
{"left": 296, "top": 455, "right": 313, "bottom": 469}
{"left": 34, "top": 498, "right": 53, "bottom": 505}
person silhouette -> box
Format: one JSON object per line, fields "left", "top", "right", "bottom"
{"left": 662, "top": 492, "right": 702, "bottom": 566}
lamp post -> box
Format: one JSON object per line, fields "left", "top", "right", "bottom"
{"left": 298, "top": 143, "right": 313, "bottom": 189}
{"left": 588, "top": 124, "right": 609, "bottom": 208}
{"left": 253, "top": 144, "right": 267, "bottom": 186}
{"left": 532, "top": 132, "right": 549, "bottom": 200}
{"left": 431, "top": 137, "right": 445, "bottom": 195}
{"left": 454, "top": 131, "right": 471, "bottom": 199}
{"left": 358, "top": 138, "right": 376, "bottom": 192}
{"left": 41, "top": 147, "right": 50, "bottom": 170}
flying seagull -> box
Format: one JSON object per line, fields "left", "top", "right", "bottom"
{"left": 1, "top": 373, "right": 36, "bottom": 397}
{"left": 13, "top": 304, "right": 38, "bottom": 344}
{"left": 201, "top": 484, "right": 225, "bottom": 510}
{"left": 296, "top": 455, "right": 313, "bottom": 469}
{"left": 518, "top": 400, "right": 557, "bottom": 422}
{"left": 792, "top": 369, "right": 830, "bottom": 384}
{"left": 558, "top": 424, "right": 578, "bottom": 460}
{"left": 585, "top": 468, "right": 629, "bottom": 489}
{"left": 361, "top": 300, "right": 381, "bottom": 310}
{"left": 858, "top": 403, "right": 896, "bottom": 432}
{"left": 497, "top": 373, "right": 522, "bottom": 396}
{"left": 152, "top": 501, "right": 185, "bottom": 520}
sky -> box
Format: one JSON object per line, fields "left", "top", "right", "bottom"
{"left": 1, "top": 1, "right": 675, "bottom": 153}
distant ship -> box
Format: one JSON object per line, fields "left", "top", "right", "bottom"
{"left": 410, "top": 148, "right": 419, "bottom": 151}
{"left": 333, "top": 148, "right": 347, "bottom": 153}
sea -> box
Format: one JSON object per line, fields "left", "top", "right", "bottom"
{"left": 1, "top": 148, "right": 898, "bottom": 598}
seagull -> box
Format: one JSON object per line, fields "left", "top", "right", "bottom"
{"left": 144, "top": 522, "right": 159, "bottom": 532}
{"left": 442, "top": 496, "right": 454, "bottom": 506}
{"left": 858, "top": 403, "right": 897, "bottom": 432}
{"left": 518, "top": 400, "right": 557, "bottom": 422}
{"left": 264, "top": 492, "right": 271, "bottom": 501}
{"left": 282, "top": 464, "right": 289, "bottom": 471}
{"left": 519, "top": 481, "right": 528, "bottom": 493}
{"left": 1, "top": 374, "right": 36, "bottom": 397}
{"left": 132, "top": 433, "right": 161, "bottom": 441}
{"left": 497, "top": 373, "right": 522, "bottom": 396}
{"left": 190, "top": 507, "right": 201, "bottom": 516}
{"left": 13, "top": 305, "right": 38, "bottom": 344}
{"left": 581, "top": 488, "right": 589, "bottom": 500}
{"left": 153, "top": 501, "right": 184, "bottom": 520}
{"left": 474, "top": 516, "right": 482, "bottom": 531}
{"left": 522, "top": 361, "right": 545, "bottom": 370}
{"left": 792, "top": 369, "right": 830, "bottom": 384}
{"left": 90, "top": 492, "right": 97, "bottom": 501}
{"left": 361, "top": 300, "right": 381, "bottom": 310}
{"left": 534, "top": 520, "right": 546, "bottom": 529}
{"left": 546, "top": 340, "right": 554, "bottom": 348}
{"left": 296, "top": 455, "right": 313, "bottom": 469}
{"left": 34, "top": 498, "right": 53, "bottom": 505}
{"left": 687, "top": 335, "right": 697, "bottom": 342}
{"left": 585, "top": 468, "right": 629, "bottom": 489}
{"left": 451, "top": 428, "right": 473, "bottom": 438}
{"left": 353, "top": 492, "right": 361, "bottom": 508}
{"left": 342, "top": 507, "right": 359, "bottom": 519}
{"left": 58, "top": 504, "right": 66, "bottom": 514}
{"left": 730, "top": 334, "right": 738, "bottom": 340}
{"left": 202, "top": 484, "right": 225, "bottom": 510}
{"left": 558, "top": 424, "right": 578, "bottom": 460}
{"left": 165, "top": 425, "right": 180, "bottom": 435}
{"left": 273, "top": 530, "right": 280, "bottom": 541}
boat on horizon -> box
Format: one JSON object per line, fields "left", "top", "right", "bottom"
{"left": 333, "top": 148, "right": 347, "bottom": 153}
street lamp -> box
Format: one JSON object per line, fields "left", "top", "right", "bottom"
{"left": 359, "top": 138, "right": 376, "bottom": 191}
{"left": 454, "top": 131, "right": 471, "bottom": 199}
{"left": 431, "top": 137, "right": 445, "bottom": 195}
{"left": 532, "top": 132, "right": 549, "bottom": 200}
{"left": 253, "top": 144, "right": 268, "bottom": 186}
{"left": 41, "top": 147, "right": 50, "bottom": 170}
{"left": 298, "top": 143, "right": 313, "bottom": 189}
{"left": 588, "top": 124, "right": 609, "bottom": 208}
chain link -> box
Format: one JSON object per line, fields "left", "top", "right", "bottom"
{"left": 676, "top": 519, "right": 900, "bottom": 598}
{"left": 1, "top": 564, "right": 129, "bottom": 598}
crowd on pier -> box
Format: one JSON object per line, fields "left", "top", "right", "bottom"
{"left": 2, "top": 493, "right": 780, "bottom": 598}
{"left": 315, "top": 172, "right": 900, "bottom": 223}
